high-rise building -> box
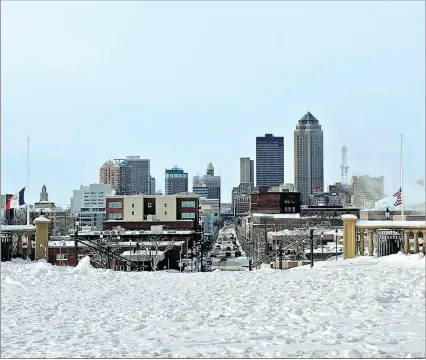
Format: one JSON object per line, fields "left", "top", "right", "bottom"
{"left": 71, "top": 183, "right": 114, "bottom": 230}
{"left": 351, "top": 175, "right": 385, "bottom": 207}
{"left": 192, "top": 162, "right": 221, "bottom": 211}
{"left": 256, "top": 134, "right": 284, "bottom": 188}
{"left": 125, "top": 156, "right": 150, "bottom": 195}
{"left": 240, "top": 157, "right": 255, "bottom": 184}
{"left": 99, "top": 160, "right": 132, "bottom": 195}
{"left": 149, "top": 176, "right": 156, "bottom": 195}
{"left": 165, "top": 166, "right": 188, "bottom": 195}
{"left": 294, "top": 112, "right": 324, "bottom": 205}
{"left": 40, "top": 185, "right": 48, "bottom": 202}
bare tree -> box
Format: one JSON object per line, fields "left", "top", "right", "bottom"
{"left": 145, "top": 235, "right": 178, "bottom": 271}
{"left": 9, "top": 208, "right": 27, "bottom": 225}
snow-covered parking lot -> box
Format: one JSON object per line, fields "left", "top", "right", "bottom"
{"left": 1, "top": 253, "right": 425, "bottom": 358}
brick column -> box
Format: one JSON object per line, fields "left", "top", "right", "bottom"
{"left": 413, "top": 230, "right": 419, "bottom": 254}
{"left": 368, "top": 230, "right": 374, "bottom": 256}
{"left": 359, "top": 228, "right": 365, "bottom": 256}
{"left": 403, "top": 230, "right": 410, "bottom": 254}
{"left": 341, "top": 214, "right": 358, "bottom": 259}
{"left": 34, "top": 216, "right": 51, "bottom": 261}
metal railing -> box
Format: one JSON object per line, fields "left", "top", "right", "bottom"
{"left": 251, "top": 236, "right": 310, "bottom": 268}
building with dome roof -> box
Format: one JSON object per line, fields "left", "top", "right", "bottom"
{"left": 192, "top": 162, "right": 221, "bottom": 212}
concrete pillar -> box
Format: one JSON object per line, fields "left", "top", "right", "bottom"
{"left": 359, "top": 229, "right": 365, "bottom": 256}
{"left": 34, "top": 216, "right": 51, "bottom": 261}
{"left": 413, "top": 230, "right": 419, "bottom": 254}
{"left": 341, "top": 214, "right": 358, "bottom": 259}
{"left": 368, "top": 230, "right": 374, "bottom": 256}
{"left": 404, "top": 230, "right": 410, "bottom": 254}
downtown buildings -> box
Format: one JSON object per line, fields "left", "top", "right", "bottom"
{"left": 165, "top": 166, "right": 188, "bottom": 195}
{"left": 256, "top": 134, "right": 284, "bottom": 188}
{"left": 351, "top": 175, "right": 385, "bottom": 208}
{"left": 99, "top": 156, "right": 155, "bottom": 196}
{"left": 71, "top": 183, "right": 115, "bottom": 231}
{"left": 192, "top": 162, "right": 221, "bottom": 211}
{"left": 294, "top": 112, "right": 324, "bottom": 205}
{"left": 240, "top": 157, "right": 254, "bottom": 184}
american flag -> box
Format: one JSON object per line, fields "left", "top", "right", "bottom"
{"left": 393, "top": 187, "right": 402, "bottom": 206}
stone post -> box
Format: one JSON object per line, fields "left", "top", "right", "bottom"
{"left": 359, "top": 229, "right": 365, "bottom": 256}
{"left": 341, "top": 214, "right": 358, "bottom": 259}
{"left": 368, "top": 230, "right": 374, "bottom": 256}
{"left": 404, "top": 230, "right": 410, "bottom": 254}
{"left": 413, "top": 230, "right": 419, "bottom": 254}
{"left": 34, "top": 216, "right": 51, "bottom": 261}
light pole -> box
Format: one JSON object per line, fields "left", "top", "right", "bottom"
{"left": 321, "top": 232, "right": 324, "bottom": 261}
{"left": 74, "top": 220, "right": 79, "bottom": 266}
{"left": 335, "top": 229, "right": 338, "bottom": 261}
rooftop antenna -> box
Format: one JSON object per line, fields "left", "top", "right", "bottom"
{"left": 340, "top": 146, "right": 349, "bottom": 185}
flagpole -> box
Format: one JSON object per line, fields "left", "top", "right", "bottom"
{"left": 400, "top": 134, "right": 404, "bottom": 220}
{"left": 26, "top": 137, "right": 30, "bottom": 225}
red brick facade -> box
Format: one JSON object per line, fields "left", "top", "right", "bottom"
{"left": 250, "top": 192, "right": 281, "bottom": 213}
{"left": 103, "top": 220, "right": 195, "bottom": 231}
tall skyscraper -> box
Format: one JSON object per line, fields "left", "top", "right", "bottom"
{"left": 165, "top": 166, "right": 188, "bottom": 195}
{"left": 294, "top": 112, "right": 324, "bottom": 205}
{"left": 240, "top": 157, "right": 255, "bottom": 184}
{"left": 125, "top": 156, "right": 150, "bottom": 195}
{"left": 256, "top": 134, "right": 284, "bottom": 188}
{"left": 99, "top": 160, "right": 132, "bottom": 195}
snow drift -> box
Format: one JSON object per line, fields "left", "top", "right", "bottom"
{"left": 1, "top": 253, "right": 425, "bottom": 358}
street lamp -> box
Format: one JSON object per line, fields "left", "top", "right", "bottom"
{"left": 385, "top": 207, "right": 390, "bottom": 220}
{"left": 321, "top": 232, "right": 324, "bottom": 261}
{"left": 335, "top": 229, "right": 338, "bottom": 261}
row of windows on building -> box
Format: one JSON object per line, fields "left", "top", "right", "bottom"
{"left": 108, "top": 200, "right": 196, "bottom": 209}
{"left": 107, "top": 212, "right": 196, "bottom": 220}
{"left": 165, "top": 173, "right": 187, "bottom": 178}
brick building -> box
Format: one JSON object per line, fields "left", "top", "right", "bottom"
{"left": 105, "top": 194, "right": 199, "bottom": 223}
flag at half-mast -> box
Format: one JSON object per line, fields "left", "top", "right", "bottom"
{"left": 5, "top": 188, "right": 26, "bottom": 209}
{"left": 393, "top": 187, "right": 402, "bottom": 206}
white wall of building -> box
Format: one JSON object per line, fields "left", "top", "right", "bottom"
{"left": 154, "top": 195, "right": 177, "bottom": 221}
{"left": 123, "top": 196, "right": 144, "bottom": 220}
{"left": 71, "top": 183, "right": 114, "bottom": 230}
{"left": 71, "top": 184, "right": 113, "bottom": 213}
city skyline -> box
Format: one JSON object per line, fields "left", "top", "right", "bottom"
{"left": 2, "top": 1, "right": 424, "bottom": 205}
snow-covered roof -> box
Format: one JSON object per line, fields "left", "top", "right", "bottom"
{"left": 121, "top": 250, "right": 166, "bottom": 262}
{"left": 47, "top": 240, "right": 186, "bottom": 248}
{"left": 32, "top": 207, "right": 65, "bottom": 213}
{"left": 76, "top": 230, "right": 193, "bottom": 236}
{"left": 252, "top": 213, "right": 301, "bottom": 219}
{"left": 356, "top": 220, "right": 425, "bottom": 229}
{"left": 1, "top": 225, "right": 36, "bottom": 232}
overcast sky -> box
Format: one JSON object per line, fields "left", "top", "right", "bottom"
{"left": 1, "top": 1, "right": 425, "bottom": 205}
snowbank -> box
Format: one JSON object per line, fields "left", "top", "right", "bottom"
{"left": 70, "top": 256, "right": 93, "bottom": 274}
{"left": 1, "top": 253, "right": 425, "bottom": 358}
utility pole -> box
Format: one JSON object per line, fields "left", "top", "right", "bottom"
{"left": 74, "top": 237, "right": 78, "bottom": 266}
{"left": 279, "top": 241, "right": 283, "bottom": 270}
{"left": 310, "top": 228, "right": 314, "bottom": 268}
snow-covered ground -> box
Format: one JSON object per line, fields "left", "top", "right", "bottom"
{"left": 1, "top": 253, "right": 425, "bottom": 358}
